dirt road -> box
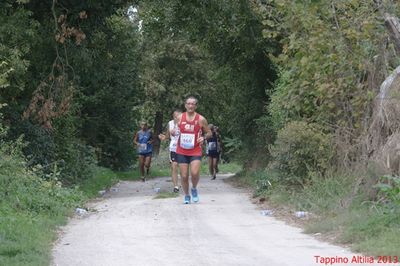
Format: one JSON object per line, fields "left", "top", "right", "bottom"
{"left": 52, "top": 174, "right": 367, "bottom": 266}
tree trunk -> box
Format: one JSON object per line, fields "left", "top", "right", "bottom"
{"left": 384, "top": 13, "right": 400, "bottom": 53}
{"left": 152, "top": 110, "right": 163, "bottom": 156}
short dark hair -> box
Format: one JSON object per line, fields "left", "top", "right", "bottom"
{"left": 185, "top": 95, "right": 198, "bottom": 104}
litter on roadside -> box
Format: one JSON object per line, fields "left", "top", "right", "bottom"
{"left": 260, "top": 209, "right": 273, "bottom": 216}
{"left": 75, "top": 208, "right": 88, "bottom": 216}
{"left": 295, "top": 211, "right": 307, "bottom": 218}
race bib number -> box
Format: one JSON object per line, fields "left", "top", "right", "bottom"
{"left": 180, "top": 133, "right": 195, "bottom": 149}
{"left": 138, "top": 143, "right": 147, "bottom": 152}
{"left": 208, "top": 142, "right": 217, "bottom": 151}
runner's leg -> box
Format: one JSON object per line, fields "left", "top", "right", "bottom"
{"left": 179, "top": 162, "right": 190, "bottom": 196}
{"left": 190, "top": 158, "right": 201, "bottom": 202}
{"left": 212, "top": 157, "right": 218, "bottom": 178}
{"left": 144, "top": 155, "right": 152, "bottom": 176}
{"left": 190, "top": 159, "right": 201, "bottom": 188}
{"left": 139, "top": 155, "right": 145, "bottom": 180}
{"left": 208, "top": 156, "right": 213, "bottom": 177}
{"left": 216, "top": 153, "right": 220, "bottom": 173}
{"left": 172, "top": 162, "right": 178, "bottom": 186}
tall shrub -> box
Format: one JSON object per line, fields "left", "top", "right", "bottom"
{"left": 269, "top": 121, "right": 333, "bottom": 187}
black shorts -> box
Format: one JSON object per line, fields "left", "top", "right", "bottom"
{"left": 139, "top": 152, "right": 152, "bottom": 158}
{"left": 169, "top": 151, "right": 178, "bottom": 163}
{"left": 176, "top": 154, "right": 202, "bottom": 164}
{"left": 208, "top": 152, "right": 220, "bottom": 159}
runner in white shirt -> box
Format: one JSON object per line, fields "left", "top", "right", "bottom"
{"left": 159, "top": 110, "right": 181, "bottom": 192}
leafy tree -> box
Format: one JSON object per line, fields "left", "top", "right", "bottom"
{"left": 73, "top": 13, "right": 142, "bottom": 169}
{"left": 2, "top": 0, "right": 143, "bottom": 179}
{"left": 257, "top": 0, "right": 400, "bottom": 172}
{"left": 139, "top": 0, "right": 277, "bottom": 162}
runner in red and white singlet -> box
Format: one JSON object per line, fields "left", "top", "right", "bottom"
{"left": 176, "top": 112, "right": 203, "bottom": 156}
{"left": 171, "top": 96, "right": 211, "bottom": 204}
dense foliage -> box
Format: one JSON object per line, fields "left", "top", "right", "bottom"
{"left": 2, "top": 0, "right": 400, "bottom": 204}
{"left": 138, "top": 0, "right": 276, "bottom": 162}
{"left": 1, "top": 1, "right": 142, "bottom": 176}
{"left": 258, "top": 0, "right": 400, "bottom": 171}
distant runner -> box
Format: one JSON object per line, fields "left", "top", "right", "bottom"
{"left": 133, "top": 121, "right": 153, "bottom": 182}
{"left": 172, "top": 96, "right": 212, "bottom": 204}
{"left": 159, "top": 110, "right": 182, "bottom": 193}
{"left": 214, "top": 126, "right": 223, "bottom": 173}
{"left": 206, "top": 124, "right": 222, "bottom": 180}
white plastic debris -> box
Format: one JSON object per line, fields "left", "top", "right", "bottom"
{"left": 295, "top": 211, "right": 307, "bottom": 218}
{"left": 260, "top": 210, "right": 273, "bottom": 216}
{"left": 75, "top": 208, "right": 88, "bottom": 216}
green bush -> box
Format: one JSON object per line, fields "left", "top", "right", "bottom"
{"left": 0, "top": 148, "right": 83, "bottom": 216}
{"left": 30, "top": 114, "right": 97, "bottom": 186}
{"left": 0, "top": 120, "right": 84, "bottom": 265}
{"left": 266, "top": 70, "right": 292, "bottom": 132}
{"left": 12, "top": 120, "right": 56, "bottom": 168}
{"left": 55, "top": 141, "right": 98, "bottom": 186}
{"left": 269, "top": 121, "right": 333, "bottom": 186}
{"left": 374, "top": 175, "right": 400, "bottom": 211}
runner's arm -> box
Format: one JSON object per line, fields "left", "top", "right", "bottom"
{"left": 217, "top": 133, "right": 223, "bottom": 153}
{"left": 133, "top": 132, "right": 139, "bottom": 146}
{"left": 158, "top": 121, "right": 171, "bottom": 141}
{"left": 200, "top": 116, "right": 212, "bottom": 140}
{"left": 170, "top": 114, "right": 182, "bottom": 136}
{"left": 147, "top": 131, "right": 154, "bottom": 144}
{"left": 158, "top": 130, "right": 170, "bottom": 141}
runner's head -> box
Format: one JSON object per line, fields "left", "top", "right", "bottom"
{"left": 184, "top": 96, "right": 198, "bottom": 113}
{"left": 140, "top": 121, "right": 148, "bottom": 130}
{"left": 208, "top": 124, "right": 214, "bottom": 131}
{"left": 172, "top": 109, "right": 181, "bottom": 122}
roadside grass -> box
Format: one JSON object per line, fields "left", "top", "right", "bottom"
{"left": 227, "top": 169, "right": 255, "bottom": 187}
{"left": 200, "top": 160, "right": 242, "bottom": 176}
{"left": 354, "top": 227, "right": 400, "bottom": 255}
{"left": 153, "top": 191, "right": 179, "bottom": 199}
{"left": 236, "top": 169, "right": 400, "bottom": 257}
{"left": 0, "top": 152, "right": 84, "bottom": 266}
{"left": 0, "top": 160, "right": 120, "bottom": 265}
{"left": 338, "top": 207, "right": 400, "bottom": 256}
{"left": 304, "top": 206, "right": 400, "bottom": 256}
{"left": 79, "top": 167, "right": 118, "bottom": 197}
{"left": 0, "top": 210, "right": 66, "bottom": 266}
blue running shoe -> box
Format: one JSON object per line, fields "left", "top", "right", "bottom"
{"left": 191, "top": 188, "right": 199, "bottom": 203}
{"left": 184, "top": 195, "right": 191, "bottom": 204}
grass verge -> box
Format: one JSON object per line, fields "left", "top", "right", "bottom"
{"left": 232, "top": 169, "right": 400, "bottom": 257}
{"left": 0, "top": 163, "right": 116, "bottom": 266}
{"left": 79, "top": 167, "right": 118, "bottom": 197}
{"left": 200, "top": 161, "right": 242, "bottom": 176}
